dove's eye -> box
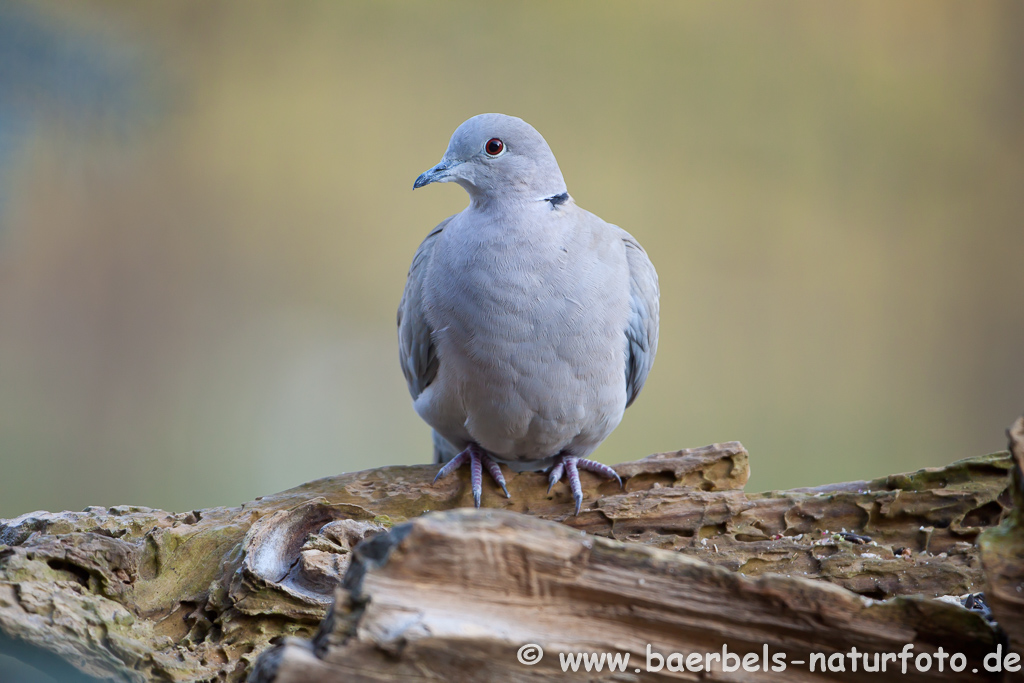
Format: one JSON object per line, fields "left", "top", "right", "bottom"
{"left": 484, "top": 138, "right": 505, "bottom": 157}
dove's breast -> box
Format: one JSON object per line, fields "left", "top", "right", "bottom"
{"left": 416, "top": 207, "right": 631, "bottom": 464}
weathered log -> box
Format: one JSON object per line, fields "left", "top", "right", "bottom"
{"left": 252, "top": 509, "right": 1003, "bottom": 682}
{"left": 0, "top": 441, "right": 1015, "bottom": 682}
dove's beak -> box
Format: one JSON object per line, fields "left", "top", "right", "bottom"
{"left": 414, "top": 159, "right": 459, "bottom": 189}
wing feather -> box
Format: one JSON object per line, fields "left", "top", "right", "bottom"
{"left": 622, "top": 236, "right": 659, "bottom": 408}
{"left": 397, "top": 220, "right": 449, "bottom": 399}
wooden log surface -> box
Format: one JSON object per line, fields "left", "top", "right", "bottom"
{"left": 252, "top": 509, "right": 1003, "bottom": 682}
{"left": 0, "top": 441, "right": 1017, "bottom": 682}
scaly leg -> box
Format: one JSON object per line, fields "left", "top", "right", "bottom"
{"left": 548, "top": 455, "right": 623, "bottom": 515}
{"left": 433, "top": 444, "right": 510, "bottom": 507}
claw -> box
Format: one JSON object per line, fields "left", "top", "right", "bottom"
{"left": 547, "top": 461, "right": 565, "bottom": 493}
{"left": 577, "top": 458, "right": 623, "bottom": 488}
{"left": 547, "top": 454, "right": 621, "bottom": 515}
{"left": 563, "top": 457, "right": 583, "bottom": 515}
{"left": 433, "top": 444, "right": 510, "bottom": 507}
{"left": 434, "top": 451, "right": 469, "bottom": 483}
{"left": 470, "top": 449, "right": 483, "bottom": 507}
{"left": 482, "top": 454, "right": 510, "bottom": 498}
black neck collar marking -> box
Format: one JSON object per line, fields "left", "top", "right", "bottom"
{"left": 545, "top": 192, "right": 569, "bottom": 208}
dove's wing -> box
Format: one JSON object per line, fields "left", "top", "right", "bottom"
{"left": 397, "top": 219, "right": 450, "bottom": 400}
{"left": 622, "top": 235, "right": 660, "bottom": 408}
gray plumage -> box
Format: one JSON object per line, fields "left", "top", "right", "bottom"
{"left": 398, "top": 113, "right": 658, "bottom": 508}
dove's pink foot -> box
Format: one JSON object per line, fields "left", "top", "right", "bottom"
{"left": 433, "top": 444, "right": 510, "bottom": 507}
{"left": 548, "top": 455, "right": 623, "bottom": 515}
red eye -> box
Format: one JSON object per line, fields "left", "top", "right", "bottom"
{"left": 485, "top": 138, "right": 504, "bottom": 156}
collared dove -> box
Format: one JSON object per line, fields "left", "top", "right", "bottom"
{"left": 399, "top": 113, "right": 659, "bottom": 514}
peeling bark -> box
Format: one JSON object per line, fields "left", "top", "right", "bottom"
{"left": 0, "top": 441, "right": 1016, "bottom": 682}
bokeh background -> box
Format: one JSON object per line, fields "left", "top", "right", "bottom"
{"left": 1, "top": 1, "right": 1022, "bottom": 519}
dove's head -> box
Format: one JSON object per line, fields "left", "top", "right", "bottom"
{"left": 414, "top": 113, "right": 567, "bottom": 205}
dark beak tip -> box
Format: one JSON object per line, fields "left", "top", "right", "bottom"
{"left": 413, "top": 160, "right": 456, "bottom": 191}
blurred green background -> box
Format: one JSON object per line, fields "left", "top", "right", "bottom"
{"left": 0, "top": 1, "right": 1021, "bottom": 519}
